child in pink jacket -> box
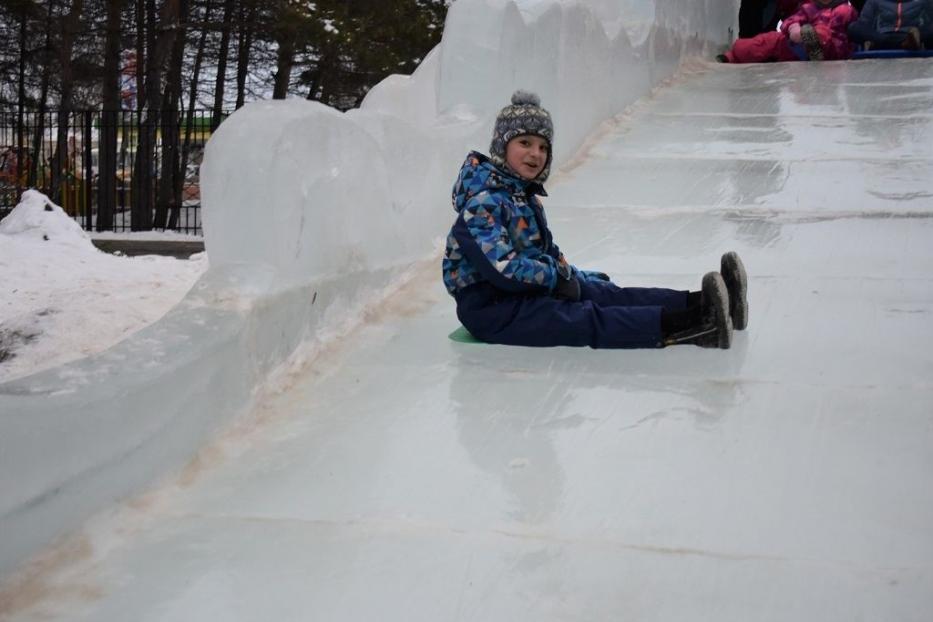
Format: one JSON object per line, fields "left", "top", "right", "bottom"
{"left": 720, "top": 0, "right": 859, "bottom": 63}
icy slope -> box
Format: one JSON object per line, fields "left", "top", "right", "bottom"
{"left": 3, "top": 58, "right": 932, "bottom": 621}
{"left": 0, "top": 0, "right": 736, "bottom": 579}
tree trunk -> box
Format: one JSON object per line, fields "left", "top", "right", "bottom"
{"left": 272, "top": 4, "right": 296, "bottom": 100}
{"left": 131, "top": 0, "right": 154, "bottom": 230}
{"left": 29, "top": 0, "right": 55, "bottom": 189}
{"left": 272, "top": 39, "right": 294, "bottom": 98}
{"left": 211, "top": 0, "right": 234, "bottom": 130}
{"left": 155, "top": 0, "right": 189, "bottom": 229}
{"left": 135, "top": 0, "right": 146, "bottom": 112}
{"left": 97, "top": 0, "right": 124, "bottom": 231}
{"left": 129, "top": 0, "right": 146, "bottom": 228}
{"left": 49, "top": 0, "right": 84, "bottom": 208}
{"left": 16, "top": 6, "right": 27, "bottom": 196}
{"left": 174, "top": 0, "right": 212, "bottom": 230}
{"left": 234, "top": 0, "right": 257, "bottom": 110}
{"left": 306, "top": 40, "right": 338, "bottom": 105}
{"left": 132, "top": 0, "right": 179, "bottom": 230}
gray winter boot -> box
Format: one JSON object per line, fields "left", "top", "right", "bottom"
{"left": 721, "top": 251, "right": 748, "bottom": 330}
{"left": 801, "top": 24, "right": 824, "bottom": 60}
{"left": 664, "top": 272, "right": 733, "bottom": 349}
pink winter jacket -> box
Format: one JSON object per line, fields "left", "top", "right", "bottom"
{"left": 781, "top": 1, "right": 860, "bottom": 59}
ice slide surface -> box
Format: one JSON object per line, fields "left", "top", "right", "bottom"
{"left": 5, "top": 59, "right": 933, "bottom": 620}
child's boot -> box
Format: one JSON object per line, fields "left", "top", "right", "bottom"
{"left": 902, "top": 27, "right": 922, "bottom": 51}
{"left": 720, "top": 251, "right": 748, "bottom": 330}
{"left": 801, "top": 25, "right": 824, "bottom": 60}
{"left": 664, "top": 272, "right": 733, "bottom": 349}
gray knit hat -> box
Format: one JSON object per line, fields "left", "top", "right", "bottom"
{"left": 490, "top": 90, "right": 554, "bottom": 182}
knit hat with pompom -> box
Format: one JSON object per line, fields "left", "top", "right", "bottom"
{"left": 489, "top": 90, "right": 554, "bottom": 182}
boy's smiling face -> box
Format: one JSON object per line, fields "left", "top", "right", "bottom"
{"left": 506, "top": 134, "right": 549, "bottom": 181}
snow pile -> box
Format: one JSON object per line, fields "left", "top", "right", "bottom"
{"left": 0, "top": 189, "right": 91, "bottom": 246}
{"left": 0, "top": 191, "right": 207, "bottom": 382}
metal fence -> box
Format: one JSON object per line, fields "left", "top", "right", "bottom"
{"left": 0, "top": 107, "right": 224, "bottom": 235}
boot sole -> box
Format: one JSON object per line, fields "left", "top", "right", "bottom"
{"left": 721, "top": 251, "right": 748, "bottom": 330}
{"left": 700, "top": 272, "right": 733, "bottom": 349}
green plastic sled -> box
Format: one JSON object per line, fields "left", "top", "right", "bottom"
{"left": 448, "top": 325, "right": 483, "bottom": 343}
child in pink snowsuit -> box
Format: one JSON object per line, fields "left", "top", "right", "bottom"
{"left": 722, "top": 0, "right": 859, "bottom": 63}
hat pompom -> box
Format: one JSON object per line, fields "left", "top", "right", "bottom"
{"left": 511, "top": 90, "right": 541, "bottom": 107}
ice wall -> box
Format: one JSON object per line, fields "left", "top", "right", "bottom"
{"left": 204, "top": 0, "right": 738, "bottom": 276}
{"left": 0, "top": 0, "right": 738, "bottom": 579}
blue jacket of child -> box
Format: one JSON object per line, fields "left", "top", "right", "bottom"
{"left": 852, "top": 0, "right": 932, "bottom": 34}
{"left": 442, "top": 151, "right": 576, "bottom": 297}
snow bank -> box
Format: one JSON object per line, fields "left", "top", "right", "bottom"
{"left": 0, "top": 191, "right": 207, "bottom": 383}
{"left": 0, "top": 189, "right": 90, "bottom": 244}
{"left": 0, "top": 0, "right": 738, "bottom": 578}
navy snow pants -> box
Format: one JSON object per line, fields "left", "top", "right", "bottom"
{"left": 455, "top": 280, "right": 688, "bottom": 349}
{"left": 848, "top": 21, "right": 933, "bottom": 49}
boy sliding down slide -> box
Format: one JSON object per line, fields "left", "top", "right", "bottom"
{"left": 441, "top": 91, "right": 748, "bottom": 350}
{"left": 718, "top": 0, "right": 859, "bottom": 63}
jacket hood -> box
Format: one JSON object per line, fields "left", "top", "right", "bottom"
{"left": 451, "top": 152, "right": 547, "bottom": 214}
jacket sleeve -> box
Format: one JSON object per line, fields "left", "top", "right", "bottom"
{"left": 851, "top": 0, "right": 876, "bottom": 29}
{"left": 546, "top": 240, "right": 573, "bottom": 274}
{"left": 834, "top": 3, "right": 859, "bottom": 29}
{"left": 451, "top": 190, "right": 560, "bottom": 294}
{"left": 781, "top": 6, "right": 811, "bottom": 32}
{"left": 535, "top": 200, "right": 575, "bottom": 278}
{"left": 923, "top": 1, "right": 933, "bottom": 38}
{"left": 549, "top": 246, "right": 588, "bottom": 281}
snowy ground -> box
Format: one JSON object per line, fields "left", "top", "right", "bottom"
{"left": 0, "top": 190, "right": 207, "bottom": 383}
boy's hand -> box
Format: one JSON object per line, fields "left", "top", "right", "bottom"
{"left": 553, "top": 276, "right": 581, "bottom": 301}
{"left": 579, "top": 270, "right": 610, "bottom": 282}
{"left": 788, "top": 23, "right": 802, "bottom": 43}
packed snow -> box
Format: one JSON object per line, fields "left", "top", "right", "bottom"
{"left": 0, "top": 190, "right": 207, "bottom": 383}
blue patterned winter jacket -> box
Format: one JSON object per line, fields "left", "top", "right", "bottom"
{"left": 443, "top": 152, "right": 587, "bottom": 297}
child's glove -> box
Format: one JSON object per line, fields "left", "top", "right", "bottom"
{"left": 788, "top": 23, "right": 802, "bottom": 43}
{"left": 571, "top": 265, "right": 610, "bottom": 282}
{"left": 579, "top": 269, "right": 610, "bottom": 282}
{"left": 553, "top": 275, "right": 581, "bottom": 301}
